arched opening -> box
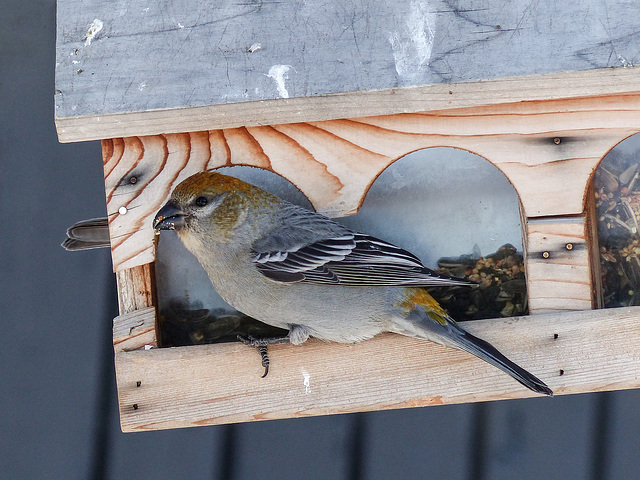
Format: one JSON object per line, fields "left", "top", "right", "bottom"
{"left": 593, "top": 132, "right": 640, "bottom": 308}
{"left": 338, "top": 147, "right": 526, "bottom": 321}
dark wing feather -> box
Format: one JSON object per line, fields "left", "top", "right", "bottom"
{"left": 252, "top": 231, "right": 473, "bottom": 287}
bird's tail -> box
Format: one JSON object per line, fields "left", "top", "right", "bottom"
{"left": 398, "top": 288, "right": 552, "bottom": 396}
{"left": 444, "top": 319, "right": 553, "bottom": 396}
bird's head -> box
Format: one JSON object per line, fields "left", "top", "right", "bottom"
{"left": 153, "top": 171, "right": 275, "bottom": 240}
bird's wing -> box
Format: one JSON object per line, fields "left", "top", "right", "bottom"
{"left": 250, "top": 207, "right": 472, "bottom": 287}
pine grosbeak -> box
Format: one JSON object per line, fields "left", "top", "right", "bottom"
{"left": 154, "top": 171, "right": 552, "bottom": 396}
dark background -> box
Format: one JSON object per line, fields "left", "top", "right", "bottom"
{"left": 2, "top": 1, "right": 639, "bottom": 478}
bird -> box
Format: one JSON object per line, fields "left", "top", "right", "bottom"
{"left": 153, "top": 171, "right": 552, "bottom": 396}
{"left": 61, "top": 217, "right": 110, "bottom": 251}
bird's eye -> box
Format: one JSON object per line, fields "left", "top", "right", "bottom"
{"left": 195, "top": 196, "right": 208, "bottom": 207}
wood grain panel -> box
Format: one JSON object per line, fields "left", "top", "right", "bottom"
{"left": 103, "top": 94, "right": 640, "bottom": 273}
{"left": 526, "top": 218, "right": 592, "bottom": 312}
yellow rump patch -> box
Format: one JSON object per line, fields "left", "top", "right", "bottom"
{"left": 395, "top": 288, "right": 449, "bottom": 325}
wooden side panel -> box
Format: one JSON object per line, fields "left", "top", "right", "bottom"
{"left": 113, "top": 306, "right": 157, "bottom": 353}
{"left": 103, "top": 94, "right": 640, "bottom": 273}
{"left": 114, "top": 264, "right": 158, "bottom": 348}
{"left": 114, "top": 306, "right": 640, "bottom": 432}
{"left": 585, "top": 183, "right": 604, "bottom": 309}
{"left": 525, "top": 218, "right": 592, "bottom": 313}
{"left": 115, "top": 263, "right": 156, "bottom": 314}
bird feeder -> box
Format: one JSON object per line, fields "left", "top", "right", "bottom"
{"left": 56, "top": 0, "right": 640, "bottom": 432}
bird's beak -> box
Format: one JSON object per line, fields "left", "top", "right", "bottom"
{"left": 154, "top": 200, "right": 187, "bottom": 231}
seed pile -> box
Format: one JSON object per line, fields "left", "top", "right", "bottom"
{"left": 428, "top": 244, "right": 528, "bottom": 321}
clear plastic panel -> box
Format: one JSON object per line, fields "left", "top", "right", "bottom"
{"left": 594, "top": 133, "right": 640, "bottom": 308}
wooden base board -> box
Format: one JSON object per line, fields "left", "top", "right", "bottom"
{"left": 114, "top": 306, "right": 640, "bottom": 432}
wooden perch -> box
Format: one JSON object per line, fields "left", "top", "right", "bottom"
{"left": 114, "top": 306, "right": 640, "bottom": 431}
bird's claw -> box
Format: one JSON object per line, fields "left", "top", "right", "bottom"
{"left": 258, "top": 346, "right": 269, "bottom": 378}
{"left": 237, "top": 335, "right": 290, "bottom": 378}
{"left": 237, "top": 334, "right": 267, "bottom": 347}
{"left": 237, "top": 334, "right": 291, "bottom": 346}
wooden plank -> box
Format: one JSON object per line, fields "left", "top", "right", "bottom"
{"left": 56, "top": 68, "right": 640, "bottom": 144}
{"left": 113, "top": 306, "right": 157, "bottom": 353}
{"left": 114, "top": 264, "right": 156, "bottom": 314}
{"left": 102, "top": 94, "right": 640, "bottom": 272}
{"left": 113, "top": 306, "right": 640, "bottom": 432}
{"left": 585, "top": 183, "right": 604, "bottom": 309}
{"left": 55, "top": 0, "right": 640, "bottom": 142}
{"left": 525, "top": 217, "right": 593, "bottom": 313}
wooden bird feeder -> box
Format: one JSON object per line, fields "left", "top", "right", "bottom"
{"left": 56, "top": 1, "right": 640, "bottom": 432}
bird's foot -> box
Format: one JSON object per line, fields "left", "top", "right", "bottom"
{"left": 257, "top": 346, "right": 269, "bottom": 378}
{"left": 237, "top": 334, "right": 291, "bottom": 347}
{"left": 237, "top": 334, "right": 291, "bottom": 377}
